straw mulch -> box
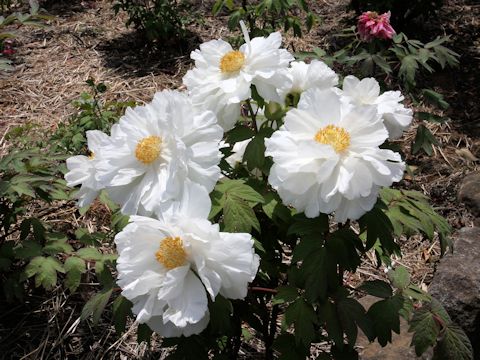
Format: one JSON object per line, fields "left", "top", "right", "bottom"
{"left": 0, "top": 0, "right": 479, "bottom": 358}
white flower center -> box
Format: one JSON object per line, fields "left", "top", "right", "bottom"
{"left": 220, "top": 50, "right": 245, "bottom": 74}
{"left": 135, "top": 136, "right": 162, "bottom": 164}
{"left": 314, "top": 125, "right": 350, "bottom": 153}
{"left": 155, "top": 236, "right": 187, "bottom": 270}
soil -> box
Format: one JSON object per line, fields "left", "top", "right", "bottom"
{"left": 0, "top": 0, "right": 479, "bottom": 358}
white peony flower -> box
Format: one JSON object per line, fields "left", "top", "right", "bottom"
{"left": 265, "top": 88, "right": 405, "bottom": 222}
{"left": 183, "top": 22, "right": 294, "bottom": 131}
{"left": 115, "top": 183, "right": 260, "bottom": 337}
{"left": 65, "top": 130, "right": 109, "bottom": 207}
{"left": 225, "top": 138, "right": 252, "bottom": 168}
{"left": 341, "top": 75, "right": 413, "bottom": 140}
{"left": 95, "top": 90, "right": 223, "bottom": 216}
{"left": 278, "top": 60, "right": 339, "bottom": 103}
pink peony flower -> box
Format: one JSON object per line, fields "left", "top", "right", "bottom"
{"left": 357, "top": 11, "right": 396, "bottom": 42}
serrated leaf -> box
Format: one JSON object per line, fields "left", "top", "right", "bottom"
{"left": 409, "top": 303, "right": 441, "bottom": 356}
{"left": 358, "top": 280, "right": 393, "bottom": 299}
{"left": 77, "top": 247, "right": 103, "bottom": 261}
{"left": 326, "top": 229, "right": 362, "bottom": 272}
{"left": 64, "top": 256, "right": 86, "bottom": 292}
{"left": 25, "top": 256, "right": 64, "bottom": 290}
{"left": 285, "top": 298, "right": 317, "bottom": 346}
{"left": 288, "top": 213, "right": 328, "bottom": 238}
{"left": 300, "top": 247, "right": 328, "bottom": 302}
{"left": 338, "top": 297, "right": 373, "bottom": 344}
{"left": 112, "top": 295, "right": 132, "bottom": 334}
{"left": 81, "top": 288, "right": 113, "bottom": 324}
{"left": 243, "top": 128, "right": 273, "bottom": 171}
{"left": 412, "top": 125, "right": 439, "bottom": 156}
{"left": 399, "top": 55, "right": 419, "bottom": 87}
{"left": 359, "top": 205, "right": 397, "bottom": 253}
{"left": 223, "top": 194, "right": 260, "bottom": 233}
{"left": 388, "top": 266, "right": 410, "bottom": 289}
{"left": 209, "top": 294, "right": 233, "bottom": 334}
{"left": 273, "top": 333, "right": 310, "bottom": 360}
{"left": 367, "top": 294, "right": 404, "bottom": 346}
{"left": 43, "top": 233, "right": 73, "bottom": 255}
{"left": 422, "top": 89, "right": 449, "bottom": 110}
{"left": 14, "top": 240, "right": 42, "bottom": 259}
{"left": 272, "top": 286, "right": 299, "bottom": 305}
{"left": 318, "top": 301, "right": 343, "bottom": 346}
{"left": 433, "top": 324, "right": 473, "bottom": 360}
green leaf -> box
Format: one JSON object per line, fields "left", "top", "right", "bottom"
{"left": 399, "top": 55, "right": 419, "bottom": 87}
{"left": 243, "top": 127, "right": 273, "bottom": 171}
{"left": 288, "top": 213, "right": 328, "bottom": 238}
{"left": 433, "top": 324, "right": 473, "bottom": 360}
{"left": 226, "top": 125, "right": 255, "bottom": 143}
{"left": 337, "top": 297, "right": 373, "bottom": 344}
{"left": 273, "top": 333, "right": 310, "bottom": 360}
{"left": 223, "top": 194, "right": 260, "bottom": 233}
{"left": 214, "top": 179, "right": 264, "bottom": 233}
{"left": 372, "top": 54, "right": 392, "bottom": 74}
{"left": 422, "top": 89, "right": 449, "bottom": 110}
{"left": 285, "top": 298, "right": 317, "bottom": 347}
{"left": 412, "top": 124, "right": 439, "bottom": 156}
{"left": 112, "top": 295, "right": 132, "bottom": 334}
{"left": 300, "top": 247, "right": 328, "bottom": 302}
{"left": 25, "top": 256, "right": 65, "bottom": 290}
{"left": 359, "top": 204, "right": 397, "bottom": 253}
{"left": 14, "top": 240, "right": 42, "bottom": 259}
{"left": 81, "top": 288, "right": 113, "bottom": 324}
{"left": 388, "top": 266, "right": 410, "bottom": 289}
{"left": 137, "top": 323, "right": 153, "bottom": 344}
{"left": 367, "top": 294, "right": 404, "bottom": 346}
{"left": 262, "top": 192, "right": 292, "bottom": 224}
{"left": 409, "top": 303, "right": 441, "bottom": 356}
{"left": 43, "top": 233, "right": 73, "bottom": 255}
{"left": 209, "top": 294, "right": 233, "bottom": 334}
{"left": 64, "top": 256, "right": 86, "bottom": 292}
{"left": 417, "top": 112, "right": 448, "bottom": 123}
{"left": 326, "top": 229, "right": 362, "bottom": 272}
{"left": 272, "top": 286, "right": 299, "bottom": 305}
{"left": 318, "top": 301, "right": 343, "bottom": 346}
{"left": 77, "top": 247, "right": 103, "bottom": 261}
{"left": 358, "top": 280, "right": 393, "bottom": 299}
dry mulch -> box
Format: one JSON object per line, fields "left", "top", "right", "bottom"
{"left": 0, "top": 0, "right": 479, "bottom": 358}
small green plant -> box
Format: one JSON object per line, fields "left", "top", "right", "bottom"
{"left": 112, "top": 0, "right": 187, "bottom": 44}
{"left": 0, "top": 0, "right": 52, "bottom": 71}
{"left": 50, "top": 79, "right": 135, "bottom": 154}
{"left": 0, "top": 81, "right": 130, "bottom": 303}
{"left": 297, "top": 29, "right": 458, "bottom": 156}
{"left": 213, "top": 0, "right": 318, "bottom": 38}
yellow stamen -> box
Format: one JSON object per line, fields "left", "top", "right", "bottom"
{"left": 88, "top": 150, "right": 95, "bottom": 160}
{"left": 220, "top": 50, "right": 245, "bottom": 74}
{"left": 314, "top": 125, "right": 351, "bottom": 153}
{"left": 135, "top": 136, "right": 162, "bottom": 164}
{"left": 155, "top": 236, "right": 187, "bottom": 270}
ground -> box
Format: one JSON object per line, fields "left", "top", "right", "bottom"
{"left": 0, "top": 0, "right": 479, "bottom": 358}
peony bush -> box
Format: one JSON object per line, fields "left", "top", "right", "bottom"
{"left": 64, "top": 21, "right": 472, "bottom": 359}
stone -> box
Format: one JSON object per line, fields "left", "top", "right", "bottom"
{"left": 429, "top": 227, "right": 480, "bottom": 359}
{"left": 458, "top": 172, "right": 480, "bottom": 217}
{"left": 356, "top": 296, "right": 430, "bottom": 360}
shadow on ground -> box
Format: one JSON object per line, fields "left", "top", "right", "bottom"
{"left": 97, "top": 30, "right": 201, "bottom": 78}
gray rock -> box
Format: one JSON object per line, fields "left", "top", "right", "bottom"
{"left": 458, "top": 172, "right": 480, "bottom": 217}
{"left": 429, "top": 227, "right": 480, "bottom": 359}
